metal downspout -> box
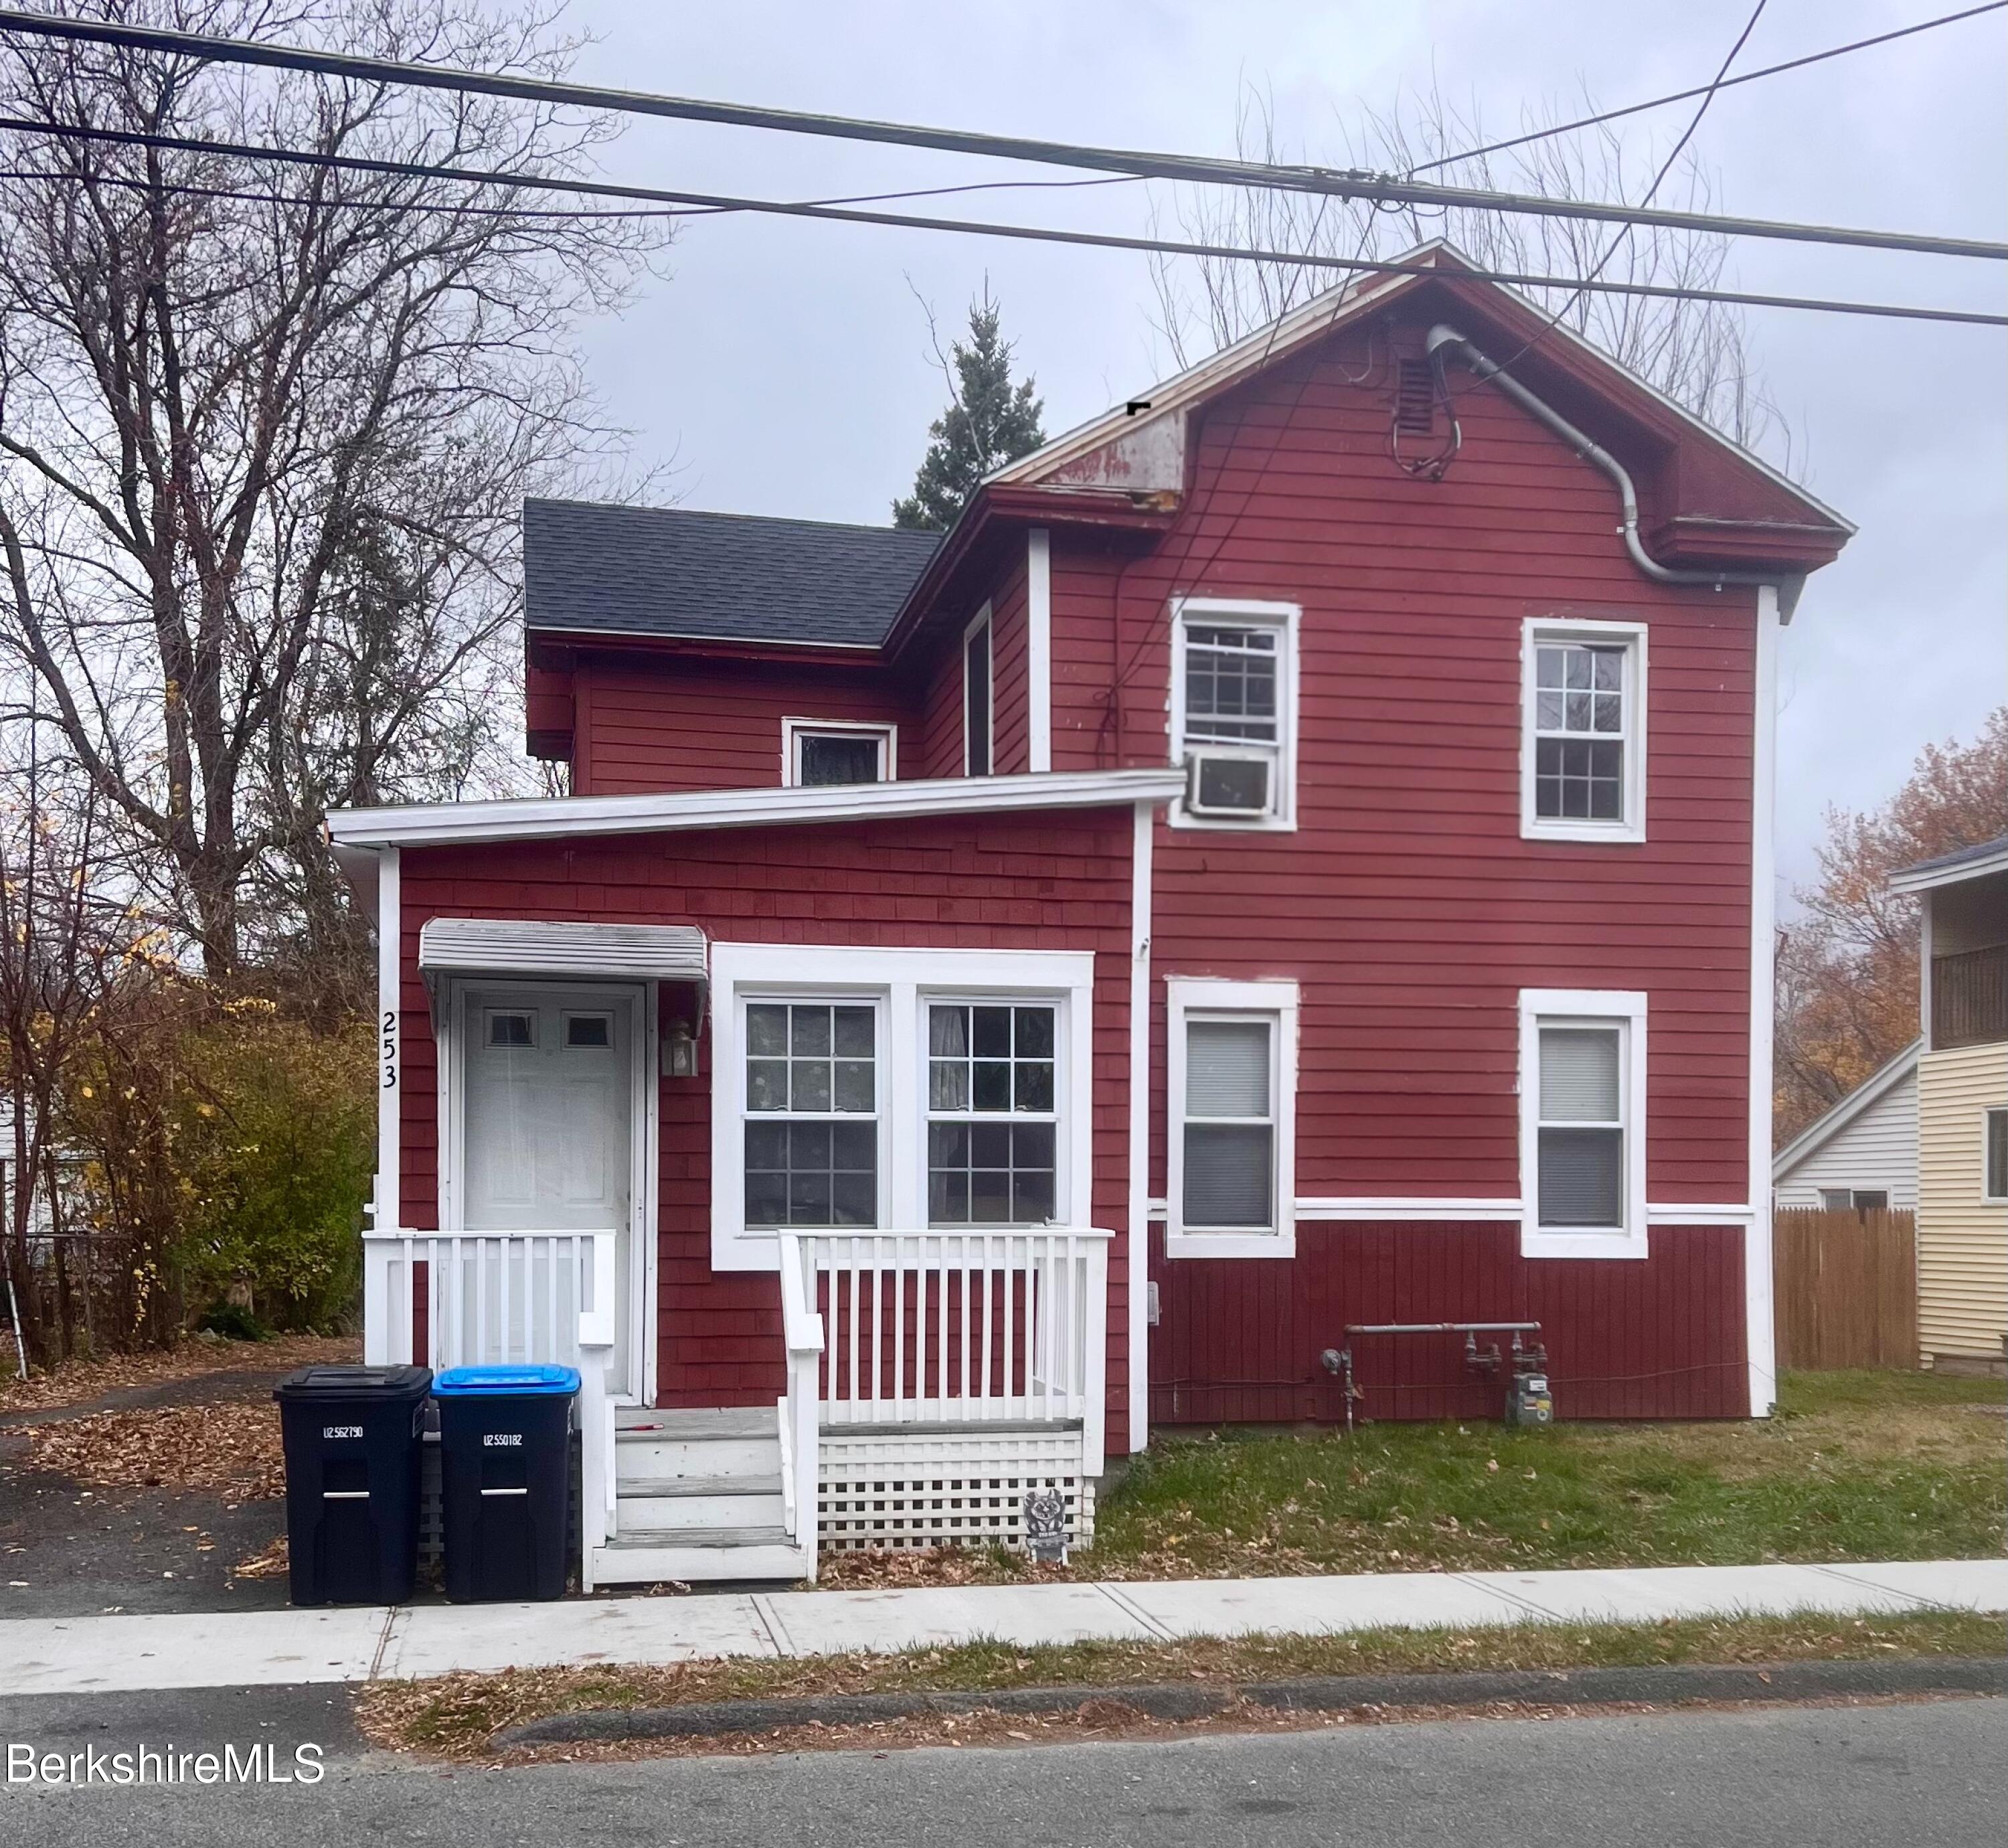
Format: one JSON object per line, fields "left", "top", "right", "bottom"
{"left": 1424, "top": 323, "right": 1806, "bottom": 620}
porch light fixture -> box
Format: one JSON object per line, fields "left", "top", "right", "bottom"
{"left": 663, "top": 1018, "right": 700, "bottom": 1079}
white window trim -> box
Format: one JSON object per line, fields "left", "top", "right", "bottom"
{"left": 963, "top": 603, "right": 994, "bottom": 778}
{"left": 780, "top": 716, "right": 898, "bottom": 786}
{"left": 1983, "top": 1107, "right": 2008, "bottom": 1205}
{"left": 1519, "top": 987, "right": 1649, "bottom": 1259}
{"left": 1165, "top": 977, "right": 1299, "bottom": 1258}
{"left": 1520, "top": 616, "right": 1649, "bottom": 844}
{"left": 709, "top": 942, "right": 1096, "bottom": 1270}
{"left": 1168, "top": 596, "right": 1299, "bottom": 832}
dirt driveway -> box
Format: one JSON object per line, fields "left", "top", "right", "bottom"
{"left": 1, "top": 1337, "right": 356, "bottom": 1618}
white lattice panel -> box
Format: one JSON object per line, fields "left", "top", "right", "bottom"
{"left": 817, "top": 1428, "right": 1096, "bottom": 1552}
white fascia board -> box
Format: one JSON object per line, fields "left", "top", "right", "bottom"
{"left": 329, "top": 767, "right": 1188, "bottom": 850}
{"left": 1889, "top": 843, "right": 2008, "bottom": 894}
{"left": 1770, "top": 1038, "right": 1924, "bottom": 1181}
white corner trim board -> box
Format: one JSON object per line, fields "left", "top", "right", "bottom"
{"left": 329, "top": 766, "right": 1189, "bottom": 849}
{"left": 1126, "top": 799, "right": 1154, "bottom": 1455}
{"left": 1746, "top": 582, "right": 1782, "bottom": 1418}
{"left": 1027, "top": 528, "right": 1052, "bottom": 774}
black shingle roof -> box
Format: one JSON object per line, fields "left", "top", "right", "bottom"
{"left": 523, "top": 499, "right": 941, "bottom": 649}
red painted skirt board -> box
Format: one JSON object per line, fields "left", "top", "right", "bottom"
{"left": 1147, "top": 1220, "right": 1748, "bottom": 1424}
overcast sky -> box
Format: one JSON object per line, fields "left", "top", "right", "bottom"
{"left": 541, "top": 0, "right": 2006, "bottom": 895}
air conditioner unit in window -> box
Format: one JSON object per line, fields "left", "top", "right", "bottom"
{"left": 1185, "top": 749, "right": 1273, "bottom": 819}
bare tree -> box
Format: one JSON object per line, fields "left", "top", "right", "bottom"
{"left": 1148, "top": 84, "right": 1789, "bottom": 463}
{"left": 0, "top": 1, "right": 666, "bottom": 985}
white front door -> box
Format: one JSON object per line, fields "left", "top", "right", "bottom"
{"left": 460, "top": 984, "right": 643, "bottom": 1398}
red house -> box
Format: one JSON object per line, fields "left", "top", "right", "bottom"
{"left": 330, "top": 245, "right": 1852, "bottom": 1586}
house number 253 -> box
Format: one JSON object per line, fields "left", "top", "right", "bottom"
{"left": 381, "top": 1009, "right": 398, "bottom": 1090}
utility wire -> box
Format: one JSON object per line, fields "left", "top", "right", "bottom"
{"left": 3, "top": 116, "right": 2002, "bottom": 330}
{"left": 1487, "top": 0, "right": 1770, "bottom": 375}
{"left": 1408, "top": 0, "right": 2007, "bottom": 175}
{"left": 0, "top": 8, "right": 2002, "bottom": 263}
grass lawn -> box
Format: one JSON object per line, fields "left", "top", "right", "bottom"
{"left": 1083, "top": 1369, "right": 2007, "bottom": 1579}
{"left": 357, "top": 1608, "right": 2007, "bottom": 1759}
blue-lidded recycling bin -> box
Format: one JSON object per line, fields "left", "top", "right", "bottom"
{"left": 273, "top": 1364, "right": 431, "bottom": 1606}
{"left": 432, "top": 1364, "right": 579, "bottom": 1602}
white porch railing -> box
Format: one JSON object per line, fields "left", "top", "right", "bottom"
{"left": 361, "top": 1228, "right": 618, "bottom": 1591}
{"left": 779, "top": 1230, "right": 1111, "bottom": 1477}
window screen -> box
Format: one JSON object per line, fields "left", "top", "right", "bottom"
{"left": 744, "top": 1001, "right": 877, "bottom": 1226}
{"left": 926, "top": 1003, "right": 1058, "bottom": 1226}
{"left": 1533, "top": 642, "right": 1627, "bottom": 822}
{"left": 797, "top": 731, "right": 884, "bottom": 786}
{"left": 1988, "top": 1109, "right": 2008, "bottom": 1201}
{"left": 1536, "top": 1025, "right": 1624, "bottom": 1228}
{"left": 1182, "top": 1018, "right": 1275, "bottom": 1230}
{"left": 965, "top": 620, "right": 992, "bottom": 776}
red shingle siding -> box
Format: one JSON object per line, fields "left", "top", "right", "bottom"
{"left": 398, "top": 807, "right": 1137, "bottom": 1424}
{"left": 569, "top": 656, "right": 914, "bottom": 796}
{"left": 987, "top": 548, "right": 1032, "bottom": 776}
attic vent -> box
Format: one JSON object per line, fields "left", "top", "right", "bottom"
{"left": 1395, "top": 359, "right": 1437, "bottom": 434}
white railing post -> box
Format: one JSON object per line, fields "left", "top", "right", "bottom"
{"left": 775, "top": 1232, "right": 825, "bottom": 1579}
{"left": 576, "top": 1230, "right": 618, "bottom": 1593}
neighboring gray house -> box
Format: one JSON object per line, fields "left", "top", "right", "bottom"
{"left": 1772, "top": 1040, "right": 1922, "bottom": 1211}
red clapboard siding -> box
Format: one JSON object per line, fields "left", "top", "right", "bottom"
{"left": 570, "top": 656, "right": 916, "bottom": 796}
{"left": 1149, "top": 1220, "right": 1748, "bottom": 1424}
{"left": 398, "top": 805, "right": 1137, "bottom": 1422}
{"left": 1015, "top": 318, "right": 1763, "bottom": 1420}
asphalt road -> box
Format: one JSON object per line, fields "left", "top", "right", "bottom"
{"left": 1, "top": 1691, "right": 2003, "bottom": 1847}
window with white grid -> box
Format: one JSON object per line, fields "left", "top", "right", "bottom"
{"left": 1522, "top": 620, "right": 1646, "bottom": 843}
{"left": 1170, "top": 600, "right": 1298, "bottom": 829}
{"left": 925, "top": 1003, "right": 1060, "bottom": 1226}
{"left": 742, "top": 1000, "right": 879, "bottom": 1228}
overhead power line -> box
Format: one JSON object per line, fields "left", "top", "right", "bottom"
{"left": 0, "top": 8, "right": 2003, "bottom": 264}
{"left": 1409, "top": 1, "right": 2008, "bottom": 175}
{"left": 5, "top": 115, "right": 2004, "bottom": 330}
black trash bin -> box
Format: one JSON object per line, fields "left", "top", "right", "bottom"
{"left": 434, "top": 1364, "right": 578, "bottom": 1602}
{"left": 272, "top": 1363, "right": 432, "bottom": 1606}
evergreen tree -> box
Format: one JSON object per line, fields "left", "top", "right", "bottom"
{"left": 892, "top": 288, "right": 1046, "bottom": 530}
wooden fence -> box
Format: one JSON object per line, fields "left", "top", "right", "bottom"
{"left": 1773, "top": 1207, "right": 1918, "bottom": 1371}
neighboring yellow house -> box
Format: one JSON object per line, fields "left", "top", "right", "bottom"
{"left": 1892, "top": 835, "right": 2008, "bottom": 1375}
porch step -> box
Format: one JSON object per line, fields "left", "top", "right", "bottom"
{"left": 616, "top": 1473, "right": 787, "bottom": 1529}
{"left": 591, "top": 1524, "right": 810, "bottom": 1586}
{"left": 616, "top": 1408, "right": 780, "bottom": 1482}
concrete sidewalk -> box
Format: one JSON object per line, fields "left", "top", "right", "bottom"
{"left": 5, "top": 1558, "right": 2004, "bottom": 1697}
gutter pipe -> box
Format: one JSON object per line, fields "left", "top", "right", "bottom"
{"left": 1424, "top": 324, "right": 1806, "bottom": 620}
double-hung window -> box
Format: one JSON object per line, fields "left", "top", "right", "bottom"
{"left": 742, "top": 1001, "right": 879, "bottom": 1229}
{"left": 1522, "top": 618, "right": 1647, "bottom": 843}
{"left": 926, "top": 1003, "right": 1059, "bottom": 1225}
{"left": 1165, "top": 979, "right": 1299, "bottom": 1258}
{"left": 1519, "top": 989, "right": 1647, "bottom": 1258}
{"left": 1169, "top": 598, "right": 1298, "bottom": 828}
{"left": 711, "top": 944, "right": 1096, "bottom": 1268}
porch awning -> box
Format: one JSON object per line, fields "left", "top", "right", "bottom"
{"left": 418, "top": 917, "right": 708, "bottom": 997}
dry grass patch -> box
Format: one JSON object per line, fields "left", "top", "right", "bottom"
{"left": 354, "top": 1608, "right": 2006, "bottom": 1761}
{"left": 0, "top": 1334, "right": 357, "bottom": 1413}
{"left": 21, "top": 1398, "right": 286, "bottom": 1500}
